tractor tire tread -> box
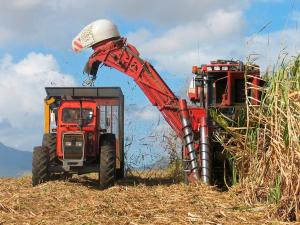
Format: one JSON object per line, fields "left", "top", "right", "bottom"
{"left": 32, "top": 146, "right": 49, "bottom": 186}
{"left": 99, "top": 133, "right": 116, "bottom": 189}
{"left": 42, "top": 133, "right": 56, "bottom": 163}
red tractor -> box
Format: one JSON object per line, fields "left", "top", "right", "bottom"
{"left": 71, "top": 19, "right": 261, "bottom": 185}
{"left": 32, "top": 87, "right": 124, "bottom": 189}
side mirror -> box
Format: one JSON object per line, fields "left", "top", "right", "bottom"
{"left": 88, "top": 111, "right": 93, "bottom": 120}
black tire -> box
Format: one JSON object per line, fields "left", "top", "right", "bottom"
{"left": 212, "top": 142, "right": 234, "bottom": 188}
{"left": 42, "top": 133, "right": 56, "bottom": 163}
{"left": 99, "top": 133, "right": 116, "bottom": 189}
{"left": 32, "top": 146, "right": 49, "bottom": 186}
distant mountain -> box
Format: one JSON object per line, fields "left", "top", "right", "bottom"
{"left": 147, "top": 156, "right": 169, "bottom": 169}
{"left": 0, "top": 143, "right": 32, "bottom": 177}
{"left": 135, "top": 156, "right": 170, "bottom": 170}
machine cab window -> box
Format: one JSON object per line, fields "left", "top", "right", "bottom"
{"left": 62, "top": 108, "right": 93, "bottom": 124}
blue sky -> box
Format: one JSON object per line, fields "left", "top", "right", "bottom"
{"left": 0, "top": 0, "right": 299, "bottom": 165}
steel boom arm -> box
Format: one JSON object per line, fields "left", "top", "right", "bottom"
{"left": 87, "top": 38, "right": 184, "bottom": 137}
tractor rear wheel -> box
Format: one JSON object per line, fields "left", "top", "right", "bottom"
{"left": 32, "top": 146, "right": 49, "bottom": 186}
{"left": 99, "top": 133, "right": 116, "bottom": 189}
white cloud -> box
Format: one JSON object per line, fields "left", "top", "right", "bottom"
{"left": 292, "top": 11, "right": 300, "bottom": 22}
{"left": 0, "top": 52, "right": 76, "bottom": 150}
{"left": 135, "top": 107, "right": 159, "bottom": 121}
{"left": 0, "top": 27, "right": 12, "bottom": 44}
{"left": 126, "top": 9, "right": 245, "bottom": 76}
{"left": 10, "top": 0, "right": 45, "bottom": 9}
{"left": 129, "top": 10, "right": 244, "bottom": 54}
{"left": 0, "top": 0, "right": 247, "bottom": 48}
{"left": 114, "top": 0, "right": 248, "bottom": 26}
{"left": 125, "top": 104, "right": 160, "bottom": 122}
{"left": 126, "top": 6, "right": 300, "bottom": 75}
{"left": 245, "top": 28, "right": 300, "bottom": 71}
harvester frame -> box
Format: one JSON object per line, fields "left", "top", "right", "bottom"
{"left": 80, "top": 37, "right": 260, "bottom": 184}
{"left": 70, "top": 19, "right": 261, "bottom": 185}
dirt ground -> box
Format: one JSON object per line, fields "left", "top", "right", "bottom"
{"left": 0, "top": 174, "right": 296, "bottom": 225}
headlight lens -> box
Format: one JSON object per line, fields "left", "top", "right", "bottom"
{"left": 222, "top": 66, "right": 228, "bottom": 70}
{"left": 76, "top": 142, "right": 83, "bottom": 147}
{"left": 65, "top": 141, "right": 72, "bottom": 146}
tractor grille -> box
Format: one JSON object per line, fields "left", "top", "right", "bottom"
{"left": 63, "top": 133, "right": 84, "bottom": 160}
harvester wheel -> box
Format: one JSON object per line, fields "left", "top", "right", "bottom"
{"left": 212, "top": 143, "right": 234, "bottom": 188}
{"left": 32, "top": 146, "right": 49, "bottom": 186}
{"left": 99, "top": 133, "right": 116, "bottom": 189}
{"left": 42, "top": 133, "right": 57, "bottom": 163}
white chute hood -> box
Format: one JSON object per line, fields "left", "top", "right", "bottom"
{"left": 72, "top": 19, "right": 120, "bottom": 52}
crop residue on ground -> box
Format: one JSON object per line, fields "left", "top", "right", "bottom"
{"left": 0, "top": 174, "right": 290, "bottom": 225}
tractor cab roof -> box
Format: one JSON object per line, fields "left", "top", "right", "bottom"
{"left": 45, "top": 87, "right": 123, "bottom": 99}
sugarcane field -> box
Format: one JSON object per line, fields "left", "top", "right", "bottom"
{"left": 0, "top": 1, "right": 299, "bottom": 225}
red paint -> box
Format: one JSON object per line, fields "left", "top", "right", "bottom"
{"left": 56, "top": 98, "right": 122, "bottom": 159}
{"left": 192, "top": 66, "right": 198, "bottom": 74}
{"left": 74, "top": 41, "right": 83, "bottom": 49}
{"left": 56, "top": 100, "right": 98, "bottom": 158}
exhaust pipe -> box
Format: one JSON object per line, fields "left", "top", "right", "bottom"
{"left": 179, "top": 99, "right": 199, "bottom": 181}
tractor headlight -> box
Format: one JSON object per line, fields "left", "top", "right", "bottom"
{"left": 62, "top": 133, "right": 84, "bottom": 160}
{"left": 75, "top": 142, "right": 83, "bottom": 147}
{"left": 65, "top": 141, "right": 72, "bottom": 146}
{"left": 222, "top": 66, "right": 228, "bottom": 71}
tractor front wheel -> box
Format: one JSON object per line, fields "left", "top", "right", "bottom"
{"left": 99, "top": 133, "right": 116, "bottom": 189}
{"left": 42, "top": 133, "right": 57, "bottom": 163}
{"left": 32, "top": 146, "right": 49, "bottom": 186}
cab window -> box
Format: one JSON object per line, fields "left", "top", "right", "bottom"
{"left": 62, "top": 108, "right": 93, "bottom": 123}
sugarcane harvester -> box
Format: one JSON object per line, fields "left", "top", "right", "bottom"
{"left": 72, "top": 19, "right": 260, "bottom": 184}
